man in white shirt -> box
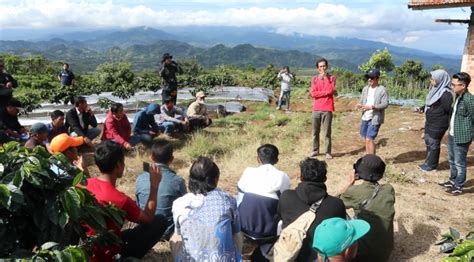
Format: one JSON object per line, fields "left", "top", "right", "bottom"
{"left": 356, "top": 69, "right": 389, "bottom": 155}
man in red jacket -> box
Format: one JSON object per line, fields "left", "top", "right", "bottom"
{"left": 102, "top": 103, "right": 140, "bottom": 150}
{"left": 310, "top": 58, "right": 336, "bottom": 159}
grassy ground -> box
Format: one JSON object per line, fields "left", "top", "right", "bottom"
{"left": 90, "top": 87, "right": 474, "bottom": 261}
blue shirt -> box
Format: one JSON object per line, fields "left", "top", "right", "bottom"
{"left": 135, "top": 163, "right": 186, "bottom": 219}
{"left": 58, "top": 70, "right": 75, "bottom": 86}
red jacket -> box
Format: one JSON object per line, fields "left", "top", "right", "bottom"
{"left": 310, "top": 75, "right": 336, "bottom": 112}
{"left": 102, "top": 111, "right": 131, "bottom": 145}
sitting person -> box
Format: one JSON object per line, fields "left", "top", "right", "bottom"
{"left": 132, "top": 104, "right": 163, "bottom": 145}
{"left": 25, "top": 123, "right": 49, "bottom": 150}
{"left": 187, "top": 91, "right": 212, "bottom": 131}
{"left": 47, "top": 110, "right": 67, "bottom": 142}
{"left": 172, "top": 156, "right": 242, "bottom": 261}
{"left": 339, "top": 154, "right": 395, "bottom": 262}
{"left": 86, "top": 141, "right": 167, "bottom": 261}
{"left": 158, "top": 97, "right": 189, "bottom": 134}
{"left": 50, "top": 133, "right": 91, "bottom": 174}
{"left": 65, "top": 96, "right": 101, "bottom": 140}
{"left": 312, "top": 217, "right": 370, "bottom": 262}
{"left": 0, "top": 98, "right": 28, "bottom": 142}
{"left": 102, "top": 103, "right": 139, "bottom": 150}
{"left": 237, "top": 144, "right": 290, "bottom": 259}
{"left": 136, "top": 140, "right": 186, "bottom": 240}
{"left": 278, "top": 158, "right": 346, "bottom": 261}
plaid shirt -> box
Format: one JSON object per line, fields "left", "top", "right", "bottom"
{"left": 453, "top": 91, "right": 474, "bottom": 144}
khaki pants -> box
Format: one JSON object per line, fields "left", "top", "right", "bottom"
{"left": 312, "top": 111, "right": 332, "bottom": 154}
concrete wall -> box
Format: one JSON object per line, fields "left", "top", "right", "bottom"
{"left": 461, "top": 8, "right": 474, "bottom": 93}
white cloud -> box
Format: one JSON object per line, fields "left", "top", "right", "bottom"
{"left": 0, "top": 0, "right": 468, "bottom": 51}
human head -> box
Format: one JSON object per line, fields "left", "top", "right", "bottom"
{"left": 162, "top": 53, "right": 173, "bottom": 64}
{"left": 317, "top": 58, "right": 328, "bottom": 75}
{"left": 283, "top": 66, "right": 290, "bottom": 74}
{"left": 164, "top": 97, "right": 174, "bottom": 110}
{"left": 5, "top": 98, "right": 22, "bottom": 116}
{"left": 50, "top": 110, "right": 65, "bottom": 128}
{"left": 63, "top": 63, "right": 69, "bottom": 70}
{"left": 353, "top": 154, "right": 386, "bottom": 182}
{"left": 300, "top": 158, "right": 327, "bottom": 183}
{"left": 151, "top": 140, "right": 174, "bottom": 165}
{"left": 430, "top": 69, "right": 450, "bottom": 88}
{"left": 145, "top": 104, "right": 161, "bottom": 115}
{"left": 74, "top": 96, "right": 88, "bottom": 112}
{"left": 195, "top": 91, "right": 206, "bottom": 104}
{"left": 110, "top": 103, "right": 125, "bottom": 120}
{"left": 94, "top": 140, "right": 125, "bottom": 177}
{"left": 189, "top": 156, "right": 220, "bottom": 195}
{"left": 50, "top": 133, "right": 84, "bottom": 162}
{"left": 313, "top": 217, "right": 370, "bottom": 260}
{"left": 30, "top": 122, "right": 49, "bottom": 142}
{"left": 451, "top": 72, "right": 471, "bottom": 95}
{"left": 365, "top": 69, "right": 380, "bottom": 87}
{"left": 257, "top": 144, "right": 279, "bottom": 165}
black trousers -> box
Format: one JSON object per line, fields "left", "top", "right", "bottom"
{"left": 424, "top": 133, "right": 442, "bottom": 169}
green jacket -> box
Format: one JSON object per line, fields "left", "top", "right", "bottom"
{"left": 340, "top": 181, "right": 395, "bottom": 262}
{"left": 453, "top": 91, "right": 474, "bottom": 144}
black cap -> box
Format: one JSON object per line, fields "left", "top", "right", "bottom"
{"left": 365, "top": 69, "right": 380, "bottom": 79}
{"left": 354, "top": 154, "right": 386, "bottom": 182}
{"left": 162, "top": 53, "right": 173, "bottom": 62}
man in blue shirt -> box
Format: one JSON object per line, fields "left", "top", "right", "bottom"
{"left": 57, "top": 63, "right": 75, "bottom": 104}
{"left": 135, "top": 140, "right": 186, "bottom": 240}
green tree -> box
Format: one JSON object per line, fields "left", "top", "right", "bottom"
{"left": 358, "top": 48, "right": 395, "bottom": 73}
{"left": 394, "top": 60, "right": 429, "bottom": 82}
{"left": 431, "top": 64, "right": 444, "bottom": 71}
{"left": 258, "top": 64, "right": 279, "bottom": 89}
{"left": 95, "top": 62, "right": 137, "bottom": 100}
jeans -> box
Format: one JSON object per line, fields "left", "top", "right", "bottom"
{"left": 447, "top": 135, "right": 471, "bottom": 188}
{"left": 121, "top": 214, "right": 167, "bottom": 258}
{"left": 423, "top": 133, "right": 442, "bottom": 169}
{"left": 360, "top": 120, "right": 380, "bottom": 140}
{"left": 277, "top": 90, "right": 291, "bottom": 110}
{"left": 312, "top": 111, "right": 332, "bottom": 154}
{"left": 159, "top": 121, "right": 178, "bottom": 134}
{"left": 70, "top": 127, "right": 101, "bottom": 140}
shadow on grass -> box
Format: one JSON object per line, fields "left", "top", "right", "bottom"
{"left": 389, "top": 150, "right": 425, "bottom": 164}
{"left": 333, "top": 138, "right": 389, "bottom": 157}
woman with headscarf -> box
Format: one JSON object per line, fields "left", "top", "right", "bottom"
{"left": 419, "top": 69, "right": 454, "bottom": 171}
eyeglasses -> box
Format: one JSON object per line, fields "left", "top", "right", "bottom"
{"left": 451, "top": 83, "right": 465, "bottom": 88}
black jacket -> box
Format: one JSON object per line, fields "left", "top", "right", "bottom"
{"left": 65, "top": 108, "right": 98, "bottom": 137}
{"left": 425, "top": 91, "right": 453, "bottom": 139}
{"left": 0, "top": 109, "right": 23, "bottom": 133}
{"left": 159, "top": 62, "right": 182, "bottom": 90}
{"left": 278, "top": 182, "right": 346, "bottom": 262}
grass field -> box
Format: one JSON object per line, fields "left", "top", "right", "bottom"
{"left": 88, "top": 88, "right": 474, "bottom": 261}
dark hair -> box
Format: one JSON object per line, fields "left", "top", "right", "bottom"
{"left": 163, "top": 97, "right": 173, "bottom": 104}
{"left": 63, "top": 63, "right": 69, "bottom": 67}
{"left": 316, "top": 58, "right": 328, "bottom": 67}
{"left": 110, "top": 103, "right": 123, "bottom": 114}
{"left": 300, "top": 158, "right": 327, "bottom": 183}
{"left": 95, "top": 141, "right": 125, "bottom": 173}
{"left": 283, "top": 66, "right": 290, "bottom": 74}
{"left": 452, "top": 72, "right": 471, "bottom": 87}
{"left": 151, "top": 140, "right": 173, "bottom": 164}
{"left": 257, "top": 144, "right": 279, "bottom": 165}
{"left": 188, "top": 156, "right": 220, "bottom": 195}
{"left": 50, "top": 110, "right": 64, "bottom": 120}
{"left": 74, "top": 96, "right": 87, "bottom": 107}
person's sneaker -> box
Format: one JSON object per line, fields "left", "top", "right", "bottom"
{"left": 438, "top": 181, "right": 454, "bottom": 189}
{"left": 285, "top": 109, "right": 291, "bottom": 113}
{"left": 446, "top": 186, "right": 462, "bottom": 196}
{"left": 418, "top": 163, "right": 435, "bottom": 172}
{"left": 325, "top": 153, "right": 333, "bottom": 159}
{"left": 276, "top": 107, "right": 281, "bottom": 110}
{"left": 310, "top": 151, "right": 319, "bottom": 157}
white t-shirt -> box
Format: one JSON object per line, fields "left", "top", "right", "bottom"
{"left": 236, "top": 164, "right": 291, "bottom": 205}
{"left": 278, "top": 72, "right": 293, "bottom": 92}
{"left": 449, "top": 96, "right": 460, "bottom": 136}
{"left": 362, "top": 87, "right": 377, "bottom": 121}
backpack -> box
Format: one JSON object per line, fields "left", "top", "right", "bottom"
{"left": 270, "top": 197, "right": 325, "bottom": 262}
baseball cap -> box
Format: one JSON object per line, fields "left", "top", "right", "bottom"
{"left": 196, "top": 91, "right": 206, "bottom": 98}
{"left": 30, "top": 123, "right": 49, "bottom": 136}
{"left": 50, "top": 133, "right": 84, "bottom": 153}
{"left": 313, "top": 217, "right": 370, "bottom": 258}
{"left": 354, "top": 154, "right": 386, "bottom": 182}
{"left": 365, "top": 69, "right": 380, "bottom": 79}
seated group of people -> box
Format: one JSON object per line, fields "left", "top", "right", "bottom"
{"left": 76, "top": 140, "right": 395, "bottom": 262}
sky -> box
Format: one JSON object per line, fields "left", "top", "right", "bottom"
{"left": 0, "top": 0, "right": 471, "bottom": 55}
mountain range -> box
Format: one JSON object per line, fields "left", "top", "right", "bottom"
{"left": 0, "top": 26, "right": 462, "bottom": 73}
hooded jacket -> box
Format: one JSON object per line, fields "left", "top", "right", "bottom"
{"left": 132, "top": 104, "right": 161, "bottom": 134}
{"left": 278, "top": 181, "right": 346, "bottom": 262}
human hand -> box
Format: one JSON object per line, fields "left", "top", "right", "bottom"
{"left": 149, "top": 164, "right": 162, "bottom": 189}
{"left": 347, "top": 170, "right": 357, "bottom": 186}
{"left": 73, "top": 156, "right": 85, "bottom": 171}
{"left": 149, "top": 130, "right": 158, "bottom": 136}
{"left": 124, "top": 142, "right": 132, "bottom": 150}
{"left": 5, "top": 82, "right": 13, "bottom": 88}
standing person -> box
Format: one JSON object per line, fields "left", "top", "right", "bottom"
{"left": 419, "top": 69, "right": 454, "bottom": 172}
{"left": 159, "top": 53, "right": 182, "bottom": 105}
{"left": 187, "top": 91, "right": 212, "bottom": 131}
{"left": 102, "top": 103, "right": 139, "bottom": 150}
{"left": 172, "top": 157, "right": 242, "bottom": 261}
{"left": 439, "top": 72, "right": 474, "bottom": 196}
{"left": 65, "top": 96, "right": 100, "bottom": 141}
{"left": 276, "top": 66, "right": 294, "bottom": 112}
{"left": 310, "top": 58, "right": 336, "bottom": 159}
{"left": 356, "top": 69, "right": 389, "bottom": 155}
{"left": 278, "top": 158, "right": 346, "bottom": 261}
{"left": 57, "top": 63, "right": 75, "bottom": 105}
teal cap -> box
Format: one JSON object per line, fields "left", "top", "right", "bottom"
{"left": 313, "top": 217, "right": 370, "bottom": 257}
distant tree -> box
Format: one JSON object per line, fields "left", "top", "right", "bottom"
{"left": 258, "top": 64, "right": 279, "bottom": 89}
{"left": 431, "top": 64, "right": 444, "bottom": 71}
{"left": 395, "top": 60, "right": 429, "bottom": 81}
{"left": 177, "top": 58, "right": 203, "bottom": 86}
{"left": 95, "top": 62, "right": 136, "bottom": 100}
{"left": 358, "top": 48, "right": 395, "bottom": 74}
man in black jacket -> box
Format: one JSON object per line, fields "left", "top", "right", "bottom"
{"left": 65, "top": 96, "right": 100, "bottom": 141}
{"left": 278, "top": 158, "right": 346, "bottom": 261}
{"left": 0, "top": 98, "right": 27, "bottom": 144}
{"left": 159, "top": 53, "right": 182, "bottom": 105}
